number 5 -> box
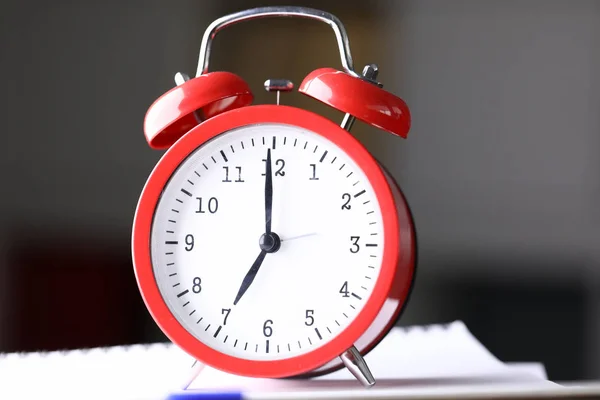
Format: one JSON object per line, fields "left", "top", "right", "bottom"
{"left": 305, "top": 310, "right": 314, "bottom": 326}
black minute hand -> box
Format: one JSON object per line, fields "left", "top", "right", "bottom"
{"left": 265, "top": 148, "right": 273, "bottom": 234}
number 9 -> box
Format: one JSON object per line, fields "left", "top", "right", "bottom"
{"left": 185, "top": 234, "right": 194, "bottom": 251}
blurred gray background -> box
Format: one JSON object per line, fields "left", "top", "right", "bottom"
{"left": 1, "top": 0, "right": 599, "bottom": 383}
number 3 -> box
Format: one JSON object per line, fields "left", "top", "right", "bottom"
{"left": 350, "top": 236, "right": 360, "bottom": 253}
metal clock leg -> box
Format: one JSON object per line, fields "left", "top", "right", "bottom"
{"left": 340, "top": 345, "right": 376, "bottom": 387}
{"left": 340, "top": 64, "right": 381, "bottom": 132}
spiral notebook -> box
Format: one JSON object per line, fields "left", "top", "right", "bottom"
{"left": 0, "top": 321, "right": 597, "bottom": 400}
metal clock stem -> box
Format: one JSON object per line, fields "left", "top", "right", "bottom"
{"left": 264, "top": 79, "right": 294, "bottom": 105}
{"left": 340, "top": 345, "right": 376, "bottom": 387}
{"left": 174, "top": 72, "right": 206, "bottom": 123}
{"left": 340, "top": 64, "right": 381, "bottom": 132}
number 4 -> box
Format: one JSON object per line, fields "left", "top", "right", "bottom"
{"left": 339, "top": 281, "right": 350, "bottom": 297}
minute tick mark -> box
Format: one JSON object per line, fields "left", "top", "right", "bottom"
{"left": 211, "top": 156, "right": 217, "bottom": 163}
{"left": 346, "top": 171, "right": 353, "bottom": 178}
{"left": 187, "top": 179, "right": 194, "bottom": 185}
{"left": 194, "top": 171, "right": 201, "bottom": 178}
{"left": 319, "top": 150, "right": 328, "bottom": 162}
{"left": 315, "top": 328, "right": 322, "bottom": 340}
{"left": 203, "top": 163, "right": 208, "bottom": 170}
{"left": 213, "top": 325, "right": 222, "bottom": 338}
{"left": 220, "top": 150, "right": 228, "bottom": 162}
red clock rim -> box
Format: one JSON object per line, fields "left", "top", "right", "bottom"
{"left": 131, "top": 104, "right": 401, "bottom": 378}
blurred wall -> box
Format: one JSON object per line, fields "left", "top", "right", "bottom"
{"left": 377, "top": 0, "right": 600, "bottom": 380}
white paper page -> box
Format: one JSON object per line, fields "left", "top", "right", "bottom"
{"left": 185, "top": 321, "right": 550, "bottom": 393}
{"left": 0, "top": 321, "right": 555, "bottom": 400}
{"left": 0, "top": 342, "right": 195, "bottom": 400}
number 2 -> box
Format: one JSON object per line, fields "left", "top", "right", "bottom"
{"left": 341, "top": 193, "right": 351, "bottom": 210}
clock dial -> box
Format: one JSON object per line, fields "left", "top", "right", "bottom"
{"left": 150, "top": 123, "right": 384, "bottom": 361}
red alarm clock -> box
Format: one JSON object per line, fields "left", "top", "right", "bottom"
{"left": 132, "top": 6, "right": 417, "bottom": 387}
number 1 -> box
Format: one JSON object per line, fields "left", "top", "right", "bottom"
{"left": 309, "top": 164, "right": 319, "bottom": 180}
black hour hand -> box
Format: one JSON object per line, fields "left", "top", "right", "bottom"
{"left": 233, "top": 249, "right": 267, "bottom": 306}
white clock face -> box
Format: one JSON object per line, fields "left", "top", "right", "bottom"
{"left": 150, "top": 123, "right": 384, "bottom": 361}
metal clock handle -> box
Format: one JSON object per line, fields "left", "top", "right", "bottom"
{"left": 193, "top": 6, "right": 360, "bottom": 78}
